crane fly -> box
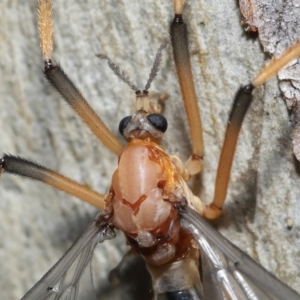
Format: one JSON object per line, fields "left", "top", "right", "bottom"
{"left": 2, "top": 1, "right": 298, "bottom": 299}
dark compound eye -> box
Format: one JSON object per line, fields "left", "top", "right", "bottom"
{"left": 147, "top": 114, "right": 168, "bottom": 133}
{"left": 119, "top": 116, "right": 132, "bottom": 135}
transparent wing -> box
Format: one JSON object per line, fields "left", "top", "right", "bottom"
{"left": 21, "top": 216, "right": 116, "bottom": 300}
{"left": 180, "top": 207, "right": 300, "bottom": 300}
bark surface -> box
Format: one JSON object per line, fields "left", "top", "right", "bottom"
{"left": 0, "top": 0, "right": 299, "bottom": 298}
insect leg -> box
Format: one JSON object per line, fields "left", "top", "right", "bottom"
{"left": 170, "top": 0, "right": 204, "bottom": 176}
{"left": 37, "top": 0, "right": 123, "bottom": 156}
{"left": 0, "top": 154, "right": 105, "bottom": 209}
{"left": 206, "top": 40, "right": 300, "bottom": 220}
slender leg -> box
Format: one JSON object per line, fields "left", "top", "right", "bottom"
{"left": 205, "top": 40, "right": 300, "bottom": 219}
{"left": 171, "top": 0, "right": 204, "bottom": 176}
{"left": 0, "top": 155, "right": 105, "bottom": 209}
{"left": 38, "top": 0, "right": 123, "bottom": 156}
{"left": 170, "top": 0, "right": 300, "bottom": 219}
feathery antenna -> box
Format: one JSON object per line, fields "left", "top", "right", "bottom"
{"left": 97, "top": 41, "right": 168, "bottom": 94}
{"left": 144, "top": 40, "right": 168, "bottom": 91}
{"left": 96, "top": 54, "right": 139, "bottom": 92}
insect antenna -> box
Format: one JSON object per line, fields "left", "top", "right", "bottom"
{"left": 97, "top": 40, "right": 168, "bottom": 96}
{"left": 144, "top": 40, "right": 168, "bottom": 92}
{"left": 96, "top": 54, "right": 139, "bottom": 92}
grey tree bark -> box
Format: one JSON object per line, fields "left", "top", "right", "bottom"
{"left": 0, "top": 0, "right": 299, "bottom": 299}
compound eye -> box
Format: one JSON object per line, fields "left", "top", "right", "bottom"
{"left": 119, "top": 116, "right": 132, "bottom": 135}
{"left": 147, "top": 114, "right": 168, "bottom": 133}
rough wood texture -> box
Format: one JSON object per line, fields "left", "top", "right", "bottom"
{"left": 240, "top": 0, "right": 300, "bottom": 160}
{"left": 0, "top": 0, "right": 299, "bottom": 298}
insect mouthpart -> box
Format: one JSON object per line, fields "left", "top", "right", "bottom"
{"left": 120, "top": 110, "right": 167, "bottom": 142}
{"left": 119, "top": 89, "right": 168, "bottom": 142}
